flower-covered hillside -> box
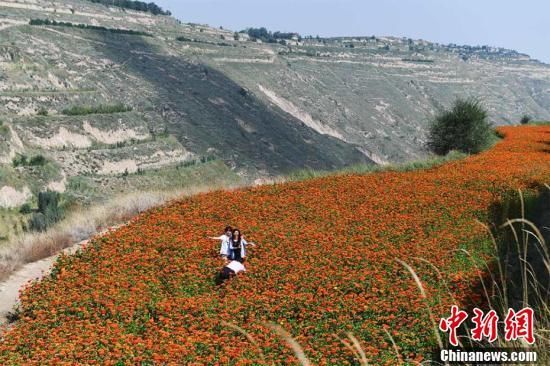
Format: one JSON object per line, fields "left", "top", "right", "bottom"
{"left": 0, "top": 126, "right": 548, "bottom": 365}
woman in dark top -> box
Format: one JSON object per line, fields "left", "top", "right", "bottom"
{"left": 220, "top": 228, "right": 257, "bottom": 263}
{"left": 228, "top": 228, "right": 245, "bottom": 263}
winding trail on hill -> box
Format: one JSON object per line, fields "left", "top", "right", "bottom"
{"left": 0, "top": 254, "right": 59, "bottom": 327}
{"left": 0, "top": 240, "right": 87, "bottom": 328}
{"left": 0, "top": 225, "right": 123, "bottom": 329}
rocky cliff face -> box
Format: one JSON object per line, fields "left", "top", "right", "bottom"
{"left": 0, "top": 0, "right": 549, "bottom": 207}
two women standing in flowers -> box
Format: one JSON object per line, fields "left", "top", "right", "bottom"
{"left": 209, "top": 225, "right": 256, "bottom": 263}
{"left": 209, "top": 226, "right": 256, "bottom": 285}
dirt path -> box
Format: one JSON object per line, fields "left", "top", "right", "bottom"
{"left": 0, "top": 239, "right": 87, "bottom": 328}
{"left": 0, "top": 254, "right": 57, "bottom": 325}
{"left": 0, "top": 224, "right": 126, "bottom": 329}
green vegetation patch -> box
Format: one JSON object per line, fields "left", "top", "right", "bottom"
{"left": 428, "top": 98, "right": 495, "bottom": 155}
{"left": 520, "top": 115, "right": 532, "bottom": 125}
{"left": 86, "top": 0, "right": 171, "bottom": 15}
{"left": 61, "top": 104, "right": 132, "bottom": 116}
{"left": 12, "top": 154, "right": 47, "bottom": 168}
{"left": 401, "top": 58, "right": 435, "bottom": 63}
{"left": 0, "top": 120, "right": 9, "bottom": 136}
{"left": 241, "top": 27, "right": 301, "bottom": 43}
{"left": 29, "top": 19, "right": 152, "bottom": 37}
{"left": 28, "top": 191, "right": 64, "bottom": 232}
{"left": 0, "top": 209, "right": 29, "bottom": 243}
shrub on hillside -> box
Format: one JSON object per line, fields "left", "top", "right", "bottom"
{"left": 28, "top": 212, "right": 47, "bottom": 232}
{"left": 38, "top": 191, "right": 62, "bottom": 220}
{"left": 61, "top": 104, "right": 132, "bottom": 116}
{"left": 12, "top": 154, "right": 28, "bottom": 167}
{"left": 520, "top": 115, "right": 531, "bottom": 125}
{"left": 427, "top": 98, "right": 493, "bottom": 155}
{"left": 12, "top": 154, "right": 47, "bottom": 167}
{"left": 242, "top": 27, "right": 301, "bottom": 43}
{"left": 19, "top": 203, "right": 32, "bottom": 214}
{"left": 0, "top": 120, "right": 8, "bottom": 136}
{"left": 28, "top": 191, "right": 64, "bottom": 232}
{"left": 37, "top": 108, "right": 48, "bottom": 116}
{"left": 175, "top": 36, "right": 193, "bottom": 42}
{"left": 29, "top": 155, "right": 47, "bottom": 166}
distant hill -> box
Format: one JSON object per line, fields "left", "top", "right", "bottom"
{"left": 0, "top": 0, "right": 549, "bottom": 209}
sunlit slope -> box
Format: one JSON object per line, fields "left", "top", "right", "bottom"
{"left": 2, "top": 0, "right": 550, "bottom": 181}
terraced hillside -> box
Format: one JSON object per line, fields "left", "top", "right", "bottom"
{"left": 1, "top": 0, "right": 550, "bottom": 212}
{"left": 0, "top": 125, "right": 548, "bottom": 364}
{"left": 0, "top": 0, "right": 372, "bottom": 214}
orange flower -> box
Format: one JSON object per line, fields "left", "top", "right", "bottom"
{"left": 0, "top": 126, "right": 548, "bottom": 364}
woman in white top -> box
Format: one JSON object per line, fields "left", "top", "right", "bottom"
{"left": 208, "top": 226, "right": 233, "bottom": 244}
{"left": 215, "top": 260, "right": 246, "bottom": 285}
{"left": 219, "top": 228, "right": 257, "bottom": 263}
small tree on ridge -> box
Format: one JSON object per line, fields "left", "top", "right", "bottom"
{"left": 427, "top": 98, "right": 493, "bottom": 155}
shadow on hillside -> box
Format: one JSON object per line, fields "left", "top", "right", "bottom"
{"left": 83, "top": 32, "right": 372, "bottom": 174}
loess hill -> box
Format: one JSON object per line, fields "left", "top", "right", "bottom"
{"left": 1, "top": 0, "right": 550, "bottom": 212}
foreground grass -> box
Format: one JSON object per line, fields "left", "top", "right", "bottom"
{"left": 0, "top": 126, "right": 547, "bottom": 364}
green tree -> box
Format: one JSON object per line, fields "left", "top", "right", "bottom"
{"left": 29, "top": 191, "right": 64, "bottom": 231}
{"left": 427, "top": 98, "right": 493, "bottom": 155}
{"left": 38, "top": 191, "right": 63, "bottom": 225}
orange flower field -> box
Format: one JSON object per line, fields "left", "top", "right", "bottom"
{"left": 0, "top": 126, "right": 549, "bottom": 365}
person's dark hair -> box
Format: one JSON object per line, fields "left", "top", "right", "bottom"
{"left": 231, "top": 229, "right": 242, "bottom": 247}
{"left": 224, "top": 225, "right": 232, "bottom": 233}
